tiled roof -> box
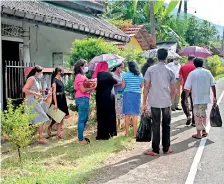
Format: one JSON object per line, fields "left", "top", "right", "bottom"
{"left": 1, "top": 1, "right": 130, "bottom": 42}
{"left": 121, "top": 25, "right": 155, "bottom": 50}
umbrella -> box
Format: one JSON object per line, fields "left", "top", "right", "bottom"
{"left": 178, "top": 46, "right": 212, "bottom": 58}
{"left": 93, "top": 59, "right": 123, "bottom": 71}
{"left": 142, "top": 49, "right": 181, "bottom": 59}
{"left": 88, "top": 54, "right": 125, "bottom": 71}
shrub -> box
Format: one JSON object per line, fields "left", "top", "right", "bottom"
{"left": 207, "top": 55, "right": 223, "bottom": 76}
{"left": 1, "top": 99, "right": 37, "bottom": 163}
{"left": 118, "top": 47, "right": 146, "bottom": 66}
{"left": 65, "top": 75, "right": 75, "bottom": 97}
{"left": 69, "top": 38, "right": 119, "bottom": 66}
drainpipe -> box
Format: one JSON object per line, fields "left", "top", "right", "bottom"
{"left": 23, "top": 22, "right": 31, "bottom": 64}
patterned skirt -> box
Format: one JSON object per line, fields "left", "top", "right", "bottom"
{"left": 115, "top": 93, "right": 125, "bottom": 119}
{"left": 193, "top": 104, "right": 207, "bottom": 131}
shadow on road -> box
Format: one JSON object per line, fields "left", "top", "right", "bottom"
{"left": 88, "top": 121, "right": 215, "bottom": 184}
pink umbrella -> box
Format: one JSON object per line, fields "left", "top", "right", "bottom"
{"left": 178, "top": 46, "right": 212, "bottom": 58}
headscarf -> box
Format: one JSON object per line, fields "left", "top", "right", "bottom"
{"left": 92, "top": 62, "right": 109, "bottom": 79}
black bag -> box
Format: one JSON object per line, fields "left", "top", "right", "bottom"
{"left": 136, "top": 113, "right": 152, "bottom": 142}
{"left": 210, "top": 104, "right": 222, "bottom": 127}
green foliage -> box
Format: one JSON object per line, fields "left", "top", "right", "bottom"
{"left": 118, "top": 48, "right": 146, "bottom": 66}
{"left": 180, "top": 56, "right": 188, "bottom": 65}
{"left": 69, "top": 38, "right": 118, "bottom": 66}
{"left": 108, "top": 19, "right": 132, "bottom": 28}
{"left": 106, "top": 1, "right": 218, "bottom": 47}
{"left": 1, "top": 99, "right": 37, "bottom": 162}
{"left": 207, "top": 55, "right": 223, "bottom": 76}
{"left": 185, "top": 17, "right": 217, "bottom": 46}
{"left": 64, "top": 75, "right": 74, "bottom": 96}
{"left": 163, "top": 0, "right": 179, "bottom": 17}
{"left": 69, "top": 37, "right": 145, "bottom": 67}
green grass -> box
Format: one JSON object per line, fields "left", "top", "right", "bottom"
{"left": 1, "top": 135, "right": 133, "bottom": 184}
{"left": 215, "top": 73, "right": 224, "bottom": 80}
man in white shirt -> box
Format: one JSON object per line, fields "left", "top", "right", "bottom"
{"left": 167, "top": 59, "right": 182, "bottom": 111}
{"left": 184, "top": 57, "right": 217, "bottom": 139}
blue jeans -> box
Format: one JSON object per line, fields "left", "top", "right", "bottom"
{"left": 75, "top": 97, "right": 90, "bottom": 141}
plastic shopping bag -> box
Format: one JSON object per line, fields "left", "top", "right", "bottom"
{"left": 136, "top": 113, "right": 152, "bottom": 142}
{"left": 210, "top": 104, "right": 222, "bottom": 127}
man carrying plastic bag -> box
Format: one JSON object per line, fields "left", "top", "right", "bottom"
{"left": 184, "top": 58, "right": 217, "bottom": 139}
{"left": 136, "top": 112, "right": 152, "bottom": 142}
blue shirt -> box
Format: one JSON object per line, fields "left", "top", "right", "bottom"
{"left": 122, "top": 72, "right": 144, "bottom": 93}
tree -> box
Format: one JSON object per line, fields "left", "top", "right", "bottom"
{"left": 185, "top": 17, "right": 217, "bottom": 46}
{"left": 1, "top": 99, "right": 37, "bottom": 163}
{"left": 150, "top": 1, "right": 156, "bottom": 43}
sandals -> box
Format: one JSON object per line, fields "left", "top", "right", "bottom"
{"left": 57, "top": 134, "right": 64, "bottom": 139}
{"left": 85, "top": 138, "right": 90, "bottom": 144}
{"left": 202, "top": 131, "right": 208, "bottom": 137}
{"left": 47, "top": 127, "right": 52, "bottom": 137}
{"left": 144, "top": 151, "right": 159, "bottom": 156}
{"left": 192, "top": 134, "right": 202, "bottom": 139}
{"left": 38, "top": 137, "right": 48, "bottom": 144}
{"left": 163, "top": 149, "right": 173, "bottom": 154}
{"left": 79, "top": 138, "right": 90, "bottom": 145}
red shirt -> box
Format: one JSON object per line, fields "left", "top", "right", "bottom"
{"left": 179, "top": 61, "right": 196, "bottom": 90}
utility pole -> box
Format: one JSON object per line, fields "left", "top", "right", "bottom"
{"left": 184, "top": 0, "right": 187, "bottom": 19}
{"left": 150, "top": 0, "right": 156, "bottom": 46}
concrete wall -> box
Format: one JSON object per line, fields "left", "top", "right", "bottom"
{"left": 29, "top": 24, "right": 85, "bottom": 67}
{"left": 1, "top": 17, "right": 86, "bottom": 67}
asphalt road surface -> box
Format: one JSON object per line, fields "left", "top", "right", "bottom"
{"left": 89, "top": 78, "right": 224, "bottom": 184}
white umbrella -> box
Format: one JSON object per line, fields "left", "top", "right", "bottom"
{"left": 142, "top": 49, "right": 181, "bottom": 59}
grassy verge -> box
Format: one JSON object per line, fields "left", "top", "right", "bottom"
{"left": 1, "top": 131, "right": 133, "bottom": 184}
{"left": 215, "top": 73, "right": 224, "bottom": 80}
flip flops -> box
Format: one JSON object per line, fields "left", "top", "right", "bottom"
{"left": 192, "top": 134, "right": 202, "bottom": 139}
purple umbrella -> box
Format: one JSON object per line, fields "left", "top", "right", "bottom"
{"left": 88, "top": 54, "right": 125, "bottom": 71}
{"left": 178, "top": 46, "right": 212, "bottom": 58}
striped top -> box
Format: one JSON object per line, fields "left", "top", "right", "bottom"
{"left": 122, "top": 72, "right": 144, "bottom": 93}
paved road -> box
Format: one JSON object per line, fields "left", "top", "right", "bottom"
{"left": 88, "top": 78, "right": 224, "bottom": 184}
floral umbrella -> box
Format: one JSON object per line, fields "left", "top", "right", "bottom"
{"left": 88, "top": 54, "right": 125, "bottom": 71}
{"left": 178, "top": 46, "right": 212, "bottom": 58}
{"left": 142, "top": 49, "right": 181, "bottom": 59}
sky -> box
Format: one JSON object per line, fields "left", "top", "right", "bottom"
{"left": 165, "top": 0, "right": 224, "bottom": 26}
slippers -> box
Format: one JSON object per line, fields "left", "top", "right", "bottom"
{"left": 192, "top": 134, "right": 202, "bottom": 139}
{"left": 163, "top": 149, "right": 173, "bottom": 154}
{"left": 144, "top": 151, "right": 159, "bottom": 156}
{"left": 202, "top": 132, "right": 208, "bottom": 137}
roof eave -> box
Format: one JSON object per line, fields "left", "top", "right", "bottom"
{"left": 1, "top": 6, "right": 130, "bottom": 43}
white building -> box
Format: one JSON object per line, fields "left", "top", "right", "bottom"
{"left": 0, "top": 1, "right": 130, "bottom": 109}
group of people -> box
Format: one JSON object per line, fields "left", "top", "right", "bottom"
{"left": 74, "top": 59, "right": 144, "bottom": 144}
{"left": 23, "top": 66, "right": 69, "bottom": 144}
{"left": 142, "top": 49, "right": 216, "bottom": 156}
{"left": 23, "top": 48, "right": 217, "bottom": 153}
